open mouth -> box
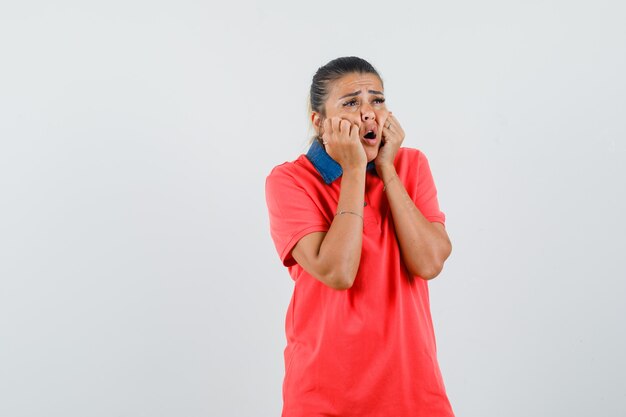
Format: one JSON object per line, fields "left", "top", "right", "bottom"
{"left": 364, "top": 130, "right": 376, "bottom": 140}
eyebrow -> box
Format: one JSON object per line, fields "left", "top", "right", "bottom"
{"left": 338, "top": 90, "right": 385, "bottom": 100}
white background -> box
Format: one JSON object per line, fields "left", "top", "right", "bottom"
{"left": 1, "top": 1, "right": 625, "bottom": 416}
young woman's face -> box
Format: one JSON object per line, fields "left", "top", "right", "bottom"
{"left": 314, "top": 72, "right": 390, "bottom": 162}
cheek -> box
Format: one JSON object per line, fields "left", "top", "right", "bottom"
{"left": 335, "top": 111, "right": 361, "bottom": 124}
{"left": 340, "top": 107, "right": 359, "bottom": 117}
{"left": 328, "top": 105, "right": 358, "bottom": 117}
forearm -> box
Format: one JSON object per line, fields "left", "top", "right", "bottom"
{"left": 316, "top": 168, "right": 366, "bottom": 287}
{"left": 380, "top": 166, "right": 451, "bottom": 279}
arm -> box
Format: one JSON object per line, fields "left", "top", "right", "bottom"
{"left": 379, "top": 165, "right": 451, "bottom": 279}
{"left": 376, "top": 114, "right": 452, "bottom": 280}
{"left": 291, "top": 118, "right": 367, "bottom": 290}
{"left": 292, "top": 167, "right": 365, "bottom": 289}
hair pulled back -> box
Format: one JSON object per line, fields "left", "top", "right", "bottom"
{"left": 310, "top": 56, "right": 382, "bottom": 116}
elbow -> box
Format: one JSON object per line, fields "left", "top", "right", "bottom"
{"left": 418, "top": 241, "right": 452, "bottom": 280}
{"left": 310, "top": 250, "right": 361, "bottom": 290}
{"left": 409, "top": 250, "right": 450, "bottom": 280}
{"left": 330, "top": 280, "right": 354, "bottom": 290}
{"left": 324, "top": 268, "right": 357, "bottom": 290}
{"left": 412, "top": 261, "right": 444, "bottom": 281}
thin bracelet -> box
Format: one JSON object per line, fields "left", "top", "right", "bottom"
{"left": 383, "top": 175, "right": 399, "bottom": 191}
{"left": 335, "top": 210, "right": 364, "bottom": 220}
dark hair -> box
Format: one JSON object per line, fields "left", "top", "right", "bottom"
{"left": 310, "top": 56, "right": 382, "bottom": 117}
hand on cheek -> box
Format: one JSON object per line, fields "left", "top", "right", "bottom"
{"left": 375, "top": 112, "right": 405, "bottom": 172}
{"left": 322, "top": 117, "right": 367, "bottom": 170}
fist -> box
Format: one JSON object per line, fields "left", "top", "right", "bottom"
{"left": 321, "top": 117, "right": 367, "bottom": 170}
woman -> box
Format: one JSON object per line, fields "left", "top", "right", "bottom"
{"left": 265, "top": 56, "right": 455, "bottom": 417}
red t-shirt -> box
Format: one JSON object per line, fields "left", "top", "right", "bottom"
{"left": 265, "top": 147, "right": 454, "bottom": 417}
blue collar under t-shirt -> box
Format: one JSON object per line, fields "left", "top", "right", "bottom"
{"left": 305, "top": 140, "right": 377, "bottom": 185}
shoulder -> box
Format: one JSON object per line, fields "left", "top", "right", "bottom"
{"left": 395, "top": 147, "right": 430, "bottom": 172}
{"left": 265, "top": 154, "right": 319, "bottom": 194}
{"left": 395, "top": 147, "right": 441, "bottom": 188}
{"left": 397, "top": 146, "right": 427, "bottom": 161}
{"left": 267, "top": 155, "right": 308, "bottom": 181}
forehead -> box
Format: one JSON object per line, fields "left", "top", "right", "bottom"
{"left": 328, "top": 73, "right": 383, "bottom": 97}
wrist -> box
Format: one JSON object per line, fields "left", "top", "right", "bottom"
{"left": 342, "top": 164, "right": 367, "bottom": 175}
{"left": 382, "top": 174, "right": 399, "bottom": 192}
{"left": 377, "top": 164, "right": 397, "bottom": 181}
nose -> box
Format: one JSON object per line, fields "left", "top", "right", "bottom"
{"left": 361, "top": 103, "right": 375, "bottom": 122}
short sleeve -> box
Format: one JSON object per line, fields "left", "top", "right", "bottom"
{"left": 265, "top": 166, "right": 330, "bottom": 267}
{"left": 414, "top": 151, "right": 446, "bottom": 225}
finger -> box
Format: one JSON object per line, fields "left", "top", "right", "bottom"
{"left": 382, "top": 124, "right": 393, "bottom": 142}
{"left": 388, "top": 113, "right": 401, "bottom": 129}
{"left": 321, "top": 118, "right": 331, "bottom": 144}
{"left": 390, "top": 116, "right": 405, "bottom": 138}
{"left": 349, "top": 122, "right": 360, "bottom": 140}
{"left": 331, "top": 117, "right": 341, "bottom": 136}
{"left": 339, "top": 119, "right": 351, "bottom": 137}
{"left": 322, "top": 118, "right": 330, "bottom": 134}
{"left": 381, "top": 114, "right": 391, "bottom": 130}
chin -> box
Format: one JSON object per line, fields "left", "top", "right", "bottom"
{"left": 361, "top": 141, "right": 380, "bottom": 162}
{"left": 365, "top": 149, "right": 379, "bottom": 163}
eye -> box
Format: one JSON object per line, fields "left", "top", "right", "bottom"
{"left": 343, "top": 98, "right": 358, "bottom": 107}
{"left": 373, "top": 97, "right": 386, "bottom": 105}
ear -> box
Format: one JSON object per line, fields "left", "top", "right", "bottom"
{"left": 311, "top": 112, "right": 322, "bottom": 130}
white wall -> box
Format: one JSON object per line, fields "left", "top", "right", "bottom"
{"left": 1, "top": 1, "right": 625, "bottom": 416}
